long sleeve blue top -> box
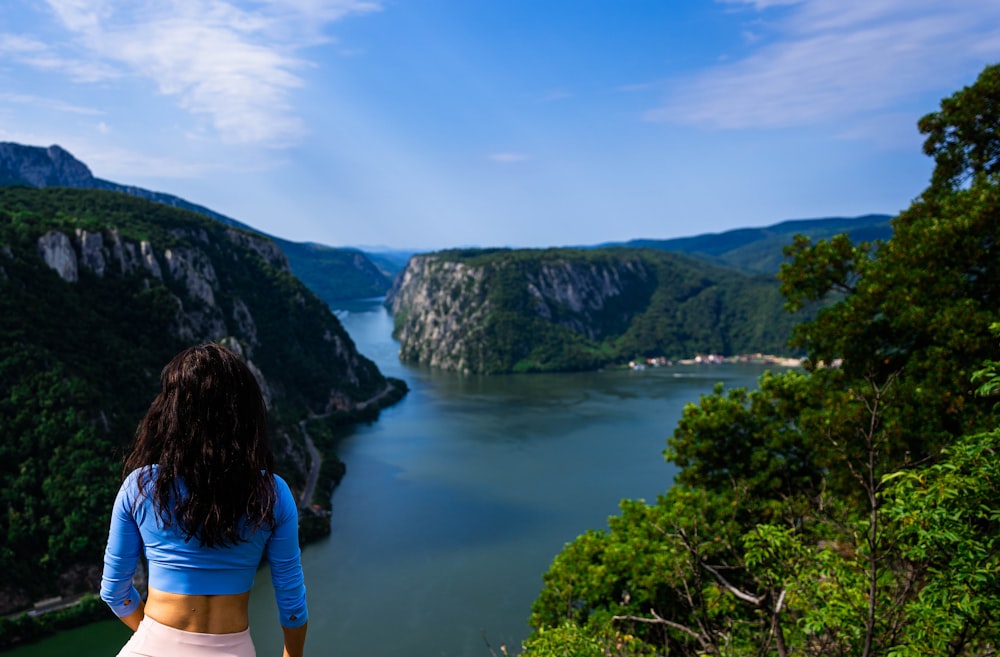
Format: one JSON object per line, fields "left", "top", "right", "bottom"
{"left": 100, "top": 466, "right": 308, "bottom": 628}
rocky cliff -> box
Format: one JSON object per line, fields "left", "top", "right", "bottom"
{"left": 0, "top": 186, "right": 405, "bottom": 611}
{"left": 387, "top": 248, "right": 802, "bottom": 374}
{"left": 13, "top": 189, "right": 387, "bottom": 409}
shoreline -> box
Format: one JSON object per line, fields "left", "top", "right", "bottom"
{"left": 626, "top": 353, "right": 804, "bottom": 370}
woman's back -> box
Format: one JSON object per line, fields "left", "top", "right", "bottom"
{"left": 100, "top": 343, "right": 308, "bottom": 657}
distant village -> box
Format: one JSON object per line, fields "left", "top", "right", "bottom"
{"left": 627, "top": 353, "right": 803, "bottom": 371}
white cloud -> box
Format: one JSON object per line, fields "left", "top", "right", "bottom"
{"left": 0, "top": 92, "right": 105, "bottom": 115}
{"left": 0, "top": 33, "right": 120, "bottom": 82}
{"left": 0, "top": 34, "right": 48, "bottom": 54}
{"left": 82, "top": 145, "right": 230, "bottom": 179}
{"left": 650, "top": 0, "right": 1000, "bottom": 130}
{"left": 259, "top": 0, "right": 381, "bottom": 23}
{"left": 718, "top": 0, "right": 803, "bottom": 9}
{"left": 25, "top": 0, "right": 380, "bottom": 145}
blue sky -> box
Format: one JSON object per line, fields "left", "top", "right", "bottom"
{"left": 2, "top": 1, "right": 999, "bottom": 250}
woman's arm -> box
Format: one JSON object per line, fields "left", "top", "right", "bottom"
{"left": 282, "top": 621, "right": 307, "bottom": 657}
{"left": 118, "top": 600, "right": 146, "bottom": 631}
{"left": 100, "top": 474, "right": 145, "bottom": 623}
{"left": 267, "top": 476, "right": 309, "bottom": 627}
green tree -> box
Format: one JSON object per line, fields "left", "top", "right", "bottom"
{"left": 881, "top": 429, "right": 1000, "bottom": 656}
{"left": 0, "top": 348, "right": 117, "bottom": 596}
{"left": 780, "top": 65, "right": 1000, "bottom": 458}
{"left": 919, "top": 63, "right": 1000, "bottom": 194}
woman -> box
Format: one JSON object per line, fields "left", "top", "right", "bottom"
{"left": 101, "top": 343, "right": 308, "bottom": 657}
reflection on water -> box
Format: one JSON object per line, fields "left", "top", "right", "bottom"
{"left": 12, "top": 298, "right": 773, "bottom": 657}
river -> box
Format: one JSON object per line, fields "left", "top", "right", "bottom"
{"left": 9, "top": 298, "right": 776, "bottom": 657}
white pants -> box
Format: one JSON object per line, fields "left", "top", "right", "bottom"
{"left": 116, "top": 616, "right": 256, "bottom": 657}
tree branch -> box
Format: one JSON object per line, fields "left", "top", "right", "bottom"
{"left": 612, "top": 609, "right": 718, "bottom": 656}
{"left": 701, "top": 562, "right": 765, "bottom": 606}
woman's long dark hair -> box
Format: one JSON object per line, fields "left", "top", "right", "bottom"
{"left": 124, "top": 343, "right": 277, "bottom": 547}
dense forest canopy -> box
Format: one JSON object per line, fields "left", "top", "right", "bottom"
{"left": 521, "top": 63, "right": 1000, "bottom": 657}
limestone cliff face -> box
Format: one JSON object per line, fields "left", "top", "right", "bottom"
{"left": 388, "top": 257, "right": 490, "bottom": 372}
{"left": 387, "top": 250, "right": 657, "bottom": 373}
{"left": 526, "top": 259, "right": 654, "bottom": 339}
{"left": 28, "top": 217, "right": 383, "bottom": 414}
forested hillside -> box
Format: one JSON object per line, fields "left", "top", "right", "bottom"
{"left": 519, "top": 63, "right": 1000, "bottom": 657}
{"left": 0, "top": 187, "right": 405, "bottom": 616}
{"left": 387, "top": 247, "right": 808, "bottom": 374}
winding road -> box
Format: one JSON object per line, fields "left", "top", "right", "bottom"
{"left": 297, "top": 419, "right": 321, "bottom": 510}
{"left": 296, "top": 381, "right": 399, "bottom": 509}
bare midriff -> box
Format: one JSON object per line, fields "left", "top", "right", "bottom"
{"left": 144, "top": 586, "right": 251, "bottom": 634}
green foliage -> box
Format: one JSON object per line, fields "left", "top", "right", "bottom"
{"left": 519, "top": 621, "right": 654, "bottom": 657}
{"left": 668, "top": 369, "right": 830, "bottom": 521}
{"left": 780, "top": 233, "right": 870, "bottom": 312}
{"left": 783, "top": 163, "right": 1000, "bottom": 453}
{"left": 523, "top": 63, "right": 1000, "bottom": 657}
{"left": 519, "top": 622, "right": 609, "bottom": 657}
{"left": 882, "top": 427, "right": 1000, "bottom": 655}
{"left": 919, "top": 63, "right": 1000, "bottom": 194}
{"left": 529, "top": 488, "right": 765, "bottom": 656}
{"left": 0, "top": 349, "right": 118, "bottom": 597}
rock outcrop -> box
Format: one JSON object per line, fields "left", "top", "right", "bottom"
{"left": 387, "top": 250, "right": 659, "bottom": 374}
{"left": 388, "top": 257, "right": 490, "bottom": 372}
{"left": 387, "top": 248, "right": 800, "bottom": 374}
{"left": 23, "top": 199, "right": 387, "bottom": 412}
{"left": 37, "top": 231, "right": 79, "bottom": 282}
{"left": 0, "top": 144, "right": 94, "bottom": 188}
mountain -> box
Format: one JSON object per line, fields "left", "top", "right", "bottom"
{"left": 387, "top": 247, "right": 806, "bottom": 374}
{"left": 364, "top": 248, "right": 418, "bottom": 280}
{"left": 276, "top": 240, "right": 394, "bottom": 301}
{"left": 609, "top": 214, "right": 893, "bottom": 274}
{"left": 0, "top": 185, "right": 406, "bottom": 614}
{"left": 0, "top": 142, "right": 395, "bottom": 299}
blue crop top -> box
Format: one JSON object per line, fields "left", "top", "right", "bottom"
{"left": 100, "top": 466, "right": 308, "bottom": 628}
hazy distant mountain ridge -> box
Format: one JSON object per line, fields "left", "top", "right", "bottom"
{"left": 615, "top": 214, "right": 893, "bottom": 274}
{"left": 0, "top": 142, "right": 393, "bottom": 299}
{"left": 277, "top": 240, "right": 391, "bottom": 301}
{"left": 387, "top": 247, "right": 804, "bottom": 374}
